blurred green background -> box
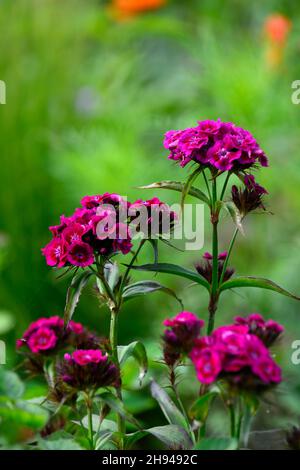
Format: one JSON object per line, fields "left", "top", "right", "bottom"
{"left": 1, "top": 0, "right": 300, "bottom": 436}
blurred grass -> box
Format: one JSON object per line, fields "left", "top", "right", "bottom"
{"left": 1, "top": 0, "right": 300, "bottom": 429}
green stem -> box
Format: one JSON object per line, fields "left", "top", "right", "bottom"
{"left": 85, "top": 395, "right": 94, "bottom": 450}
{"left": 229, "top": 404, "right": 236, "bottom": 438}
{"left": 109, "top": 306, "right": 126, "bottom": 449}
{"left": 171, "top": 382, "right": 196, "bottom": 445}
{"left": 219, "top": 227, "right": 239, "bottom": 286}
{"left": 240, "top": 405, "right": 253, "bottom": 448}
{"left": 119, "top": 239, "right": 145, "bottom": 302}
{"left": 220, "top": 172, "right": 231, "bottom": 201}
{"left": 208, "top": 177, "right": 219, "bottom": 334}
{"left": 203, "top": 170, "right": 212, "bottom": 203}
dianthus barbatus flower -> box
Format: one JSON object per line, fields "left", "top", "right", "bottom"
{"left": 234, "top": 313, "right": 283, "bottom": 347}
{"left": 16, "top": 316, "right": 102, "bottom": 374}
{"left": 231, "top": 174, "right": 268, "bottom": 216}
{"left": 129, "top": 197, "right": 177, "bottom": 237}
{"left": 164, "top": 119, "right": 268, "bottom": 173}
{"left": 42, "top": 193, "right": 177, "bottom": 268}
{"left": 162, "top": 311, "right": 204, "bottom": 366}
{"left": 57, "top": 349, "right": 120, "bottom": 393}
{"left": 42, "top": 193, "right": 133, "bottom": 268}
{"left": 190, "top": 317, "right": 283, "bottom": 391}
{"left": 195, "top": 251, "right": 234, "bottom": 284}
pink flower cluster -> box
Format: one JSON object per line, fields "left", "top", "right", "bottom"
{"left": 42, "top": 193, "right": 132, "bottom": 268}
{"left": 42, "top": 193, "right": 176, "bottom": 268}
{"left": 190, "top": 320, "right": 283, "bottom": 388}
{"left": 231, "top": 174, "right": 268, "bottom": 215}
{"left": 162, "top": 311, "right": 204, "bottom": 366}
{"left": 164, "top": 119, "right": 268, "bottom": 172}
{"left": 58, "top": 349, "right": 119, "bottom": 391}
{"left": 130, "top": 197, "right": 177, "bottom": 236}
{"left": 195, "top": 251, "right": 234, "bottom": 284}
{"left": 16, "top": 316, "right": 97, "bottom": 354}
{"left": 234, "top": 313, "right": 283, "bottom": 347}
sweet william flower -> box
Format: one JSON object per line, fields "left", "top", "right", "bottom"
{"left": 164, "top": 119, "right": 268, "bottom": 173}
{"left": 57, "top": 349, "right": 120, "bottom": 392}
{"left": 195, "top": 251, "right": 234, "bottom": 284}
{"left": 190, "top": 316, "right": 282, "bottom": 390}
{"left": 231, "top": 174, "right": 268, "bottom": 216}
{"left": 67, "top": 349, "right": 106, "bottom": 366}
{"left": 27, "top": 327, "right": 57, "bottom": 353}
{"left": 66, "top": 241, "right": 95, "bottom": 267}
{"left": 17, "top": 316, "right": 102, "bottom": 365}
{"left": 192, "top": 348, "right": 222, "bottom": 384}
{"left": 234, "top": 313, "right": 283, "bottom": 346}
{"left": 42, "top": 192, "right": 133, "bottom": 268}
{"left": 162, "top": 311, "right": 204, "bottom": 367}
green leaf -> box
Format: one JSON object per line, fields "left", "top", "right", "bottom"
{"left": 0, "top": 400, "right": 49, "bottom": 430}
{"left": 125, "top": 425, "right": 192, "bottom": 450}
{"left": 194, "top": 437, "right": 238, "bottom": 450}
{"left": 148, "top": 239, "right": 159, "bottom": 264}
{"left": 0, "top": 369, "right": 24, "bottom": 399}
{"left": 189, "top": 392, "right": 218, "bottom": 423}
{"left": 222, "top": 201, "right": 244, "bottom": 234}
{"left": 39, "top": 438, "right": 83, "bottom": 450}
{"left": 63, "top": 271, "right": 94, "bottom": 326}
{"left": 95, "top": 431, "right": 115, "bottom": 450}
{"left": 118, "top": 341, "right": 148, "bottom": 385}
{"left": 0, "top": 311, "right": 15, "bottom": 334}
{"left": 150, "top": 380, "right": 188, "bottom": 431}
{"left": 99, "top": 392, "right": 141, "bottom": 429}
{"left": 130, "top": 263, "right": 210, "bottom": 291}
{"left": 139, "top": 180, "right": 210, "bottom": 206}
{"left": 104, "top": 262, "right": 120, "bottom": 292}
{"left": 123, "top": 280, "right": 183, "bottom": 307}
{"left": 220, "top": 276, "right": 300, "bottom": 300}
{"left": 147, "top": 425, "right": 192, "bottom": 450}
{"left": 181, "top": 168, "right": 204, "bottom": 212}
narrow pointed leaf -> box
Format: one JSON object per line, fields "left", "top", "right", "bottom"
{"left": 147, "top": 425, "right": 192, "bottom": 450}
{"left": 129, "top": 263, "right": 210, "bottom": 291}
{"left": 104, "top": 262, "right": 120, "bottom": 291}
{"left": 139, "top": 180, "right": 210, "bottom": 206}
{"left": 150, "top": 380, "right": 188, "bottom": 431}
{"left": 99, "top": 392, "right": 141, "bottom": 429}
{"left": 124, "top": 425, "right": 192, "bottom": 450}
{"left": 222, "top": 201, "right": 244, "bottom": 234}
{"left": 118, "top": 341, "right": 148, "bottom": 385}
{"left": 123, "top": 280, "right": 183, "bottom": 307}
{"left": 63, "top": 271, "right": 94, "bottom": 326}
{"left": 220, "top": 276, "right": 300, "bottom": 300}
{"left": 189, "top": 392, "right": 218, "bottom": 423}
{"left": 181, "top": 167, "right": 204, "bottom": 212}
{"left": 148, "top": 239, "right": 159, "bottom": 264}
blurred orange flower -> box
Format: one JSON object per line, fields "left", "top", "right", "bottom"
{"left": 112, "top": 0, "right": 167, "bottom": 19}
{"left": 264, "top": 14, "right": 292, "bottom": 68}
{"left": 264, "top": 13, "right": 291, "bottom": 46}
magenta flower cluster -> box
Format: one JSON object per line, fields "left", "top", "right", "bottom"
{"left": 162, "top": 311, "right": 204, "bottom": 366}
{"left": 42, "top": 193, "right": 176, "bottom": 268}
{"left": 164, "top": 119, "right": 268, "bottom": 172}
{"left": 190, "top": 319, "right": 283, "bottom": 388}
{"left": 58, "top": 349, "right": 119, "bottom": 391}
{"left": 16, "top": 316, "right": 89, "bottom": 354}
{"left": 42, "top": 193, "right": 132, "bottom": 268}
{"left": 195, "top": 251, "right": 235, "bottom": 284}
